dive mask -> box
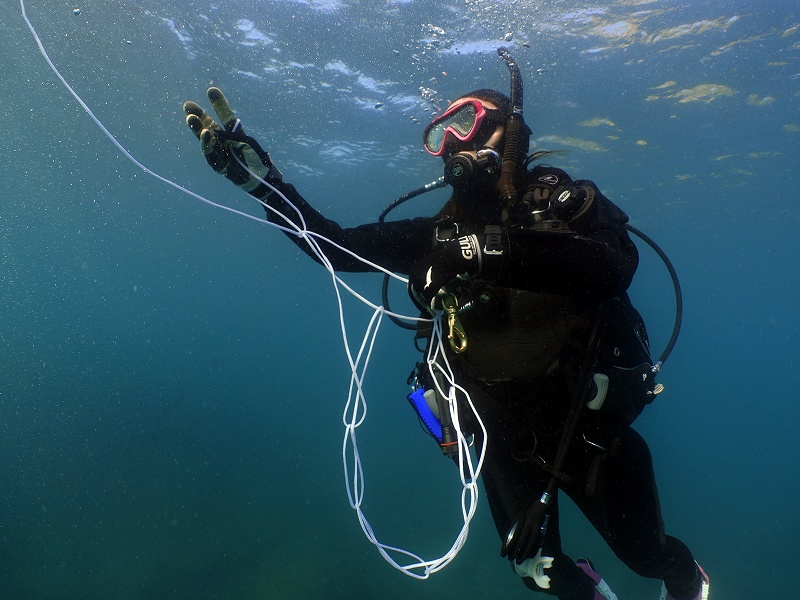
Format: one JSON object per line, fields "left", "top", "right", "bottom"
{"left": 423, "top": 99, "right": 504, "bottom": 156}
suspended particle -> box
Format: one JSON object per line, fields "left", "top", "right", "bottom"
{"left": 72, "top": 7, "right": 81, "bottom": 15}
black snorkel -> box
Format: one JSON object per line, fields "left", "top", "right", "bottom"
{"left": 497, "top": 47, "right": 530, "bottom": 207}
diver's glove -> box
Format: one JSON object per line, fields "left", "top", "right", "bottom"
{"left": 500, "top": 492, "right": 552, "bottom": 564}
{"left": 183, "top": 87, "right": 283, "bottom": 200}
{"left": 408, "top": 227, "right": 506, "bottom": 314}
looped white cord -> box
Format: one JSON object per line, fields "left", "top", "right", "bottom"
{"left": 245, "top": 164, "right": 489, "bottom": 577}
{"left": 21, "top": 0, "right": 487, "bottom": 578}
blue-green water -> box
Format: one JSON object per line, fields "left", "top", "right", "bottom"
{"left": 2, "top": 0, "right": 799, "bottom": 598}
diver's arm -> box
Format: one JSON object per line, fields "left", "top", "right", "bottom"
{"left": 407, "top": 187, "right": 637, "bottom": 311}
{"left": 182, "top": 87, "right": 432, "bottom": 274}
{"left": 264, "top": 180, "right": 434, "bottom": 274}
{"left": 497, "top": 177, "right": 639, "bottom": 297}
{"left": 499, "top": 184, "right": 638, "bottom": 297}
{"left": 499, "top": 226, "right": 638, "bottom": 298}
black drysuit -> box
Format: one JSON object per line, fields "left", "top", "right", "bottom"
{"left": 262, "top": 166, "right": 700, "bottom": 600}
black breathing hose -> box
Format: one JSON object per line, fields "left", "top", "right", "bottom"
{"left": 378, "top": 177, "right": 445, "bottom": 224}
{"left": 624, "top": 223, "right": 683, "bottom": 370}
{"left": 379, "top": 178, "right": 447, "bottom": 331}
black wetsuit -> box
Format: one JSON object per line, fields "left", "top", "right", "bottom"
{"left": 263, "top": 166, "right": 701, "bottom": 600}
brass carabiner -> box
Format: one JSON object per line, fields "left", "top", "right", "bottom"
{"left": 442, "top": 293, "right": 468, "bottom": 354}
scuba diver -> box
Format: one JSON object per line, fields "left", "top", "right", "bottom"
{"left": 182, "top": 49, "right": 710, "bottom": 600}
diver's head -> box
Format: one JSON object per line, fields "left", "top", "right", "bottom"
{"left": 423, "top": 89, "right": 513, "bottom": 193}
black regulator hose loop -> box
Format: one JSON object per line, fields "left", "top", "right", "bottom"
{"left": 380, "top": 178, "right": 448, "bottom": 331}
{"left": 624, "top": 223, "right": 683, "bottom": 369}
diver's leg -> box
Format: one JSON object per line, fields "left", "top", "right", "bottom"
{"left": 569, "top": 427, "right": 704, "bottom": 599}
{"left": 482, "top": 459, "right": 600, "bottom": 599}
{"left": 457, "top": 376, "right": 605, "bottom": 599}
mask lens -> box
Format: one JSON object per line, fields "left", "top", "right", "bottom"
{"left": 424, "top": 102, "right": 479, "bottom": 155}
{"left": 446, "top": 103, "right": 477, "bottom": 136}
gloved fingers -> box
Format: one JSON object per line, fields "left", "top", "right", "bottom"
{"left": 185, "top": 113, "right": 204, "bottom": 138}
{"left": 501, "top": 518, "right": 530, "bottom": 563}
{"left": 183, "top": 100, "right": 203, "bottom": 116}
{"left": 183, "top": 100, "right": 222, "bottom": 138}
{"left": 207, "top": 87, "right": 242, "bottom": 133}
{"left": 506, "top": 521, "right": 539, "bottom": 565}
{"left": 499, "top": 521, "right": 515, "bottom": 559}
{"left": 183, "top": 90, "right": 278, "bottom": 192}
{"left": 199, "top": 127, "right": 232, "bottom": 174}
{"left": 517, "top": 526, "right": 541, "bottom": 565}
{"left": 503, "top": 499, "right": 550, "bottom": 563}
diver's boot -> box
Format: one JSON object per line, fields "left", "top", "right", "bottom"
{"left": 659, "top": 562, "right": 710, "bottom": 600}
{"left": 576, "top": 558, "right": 618, "bottom": 600}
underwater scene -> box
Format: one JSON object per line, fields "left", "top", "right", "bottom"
{"left": 2, "top": 0, "right": 799, "bottom": 598}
